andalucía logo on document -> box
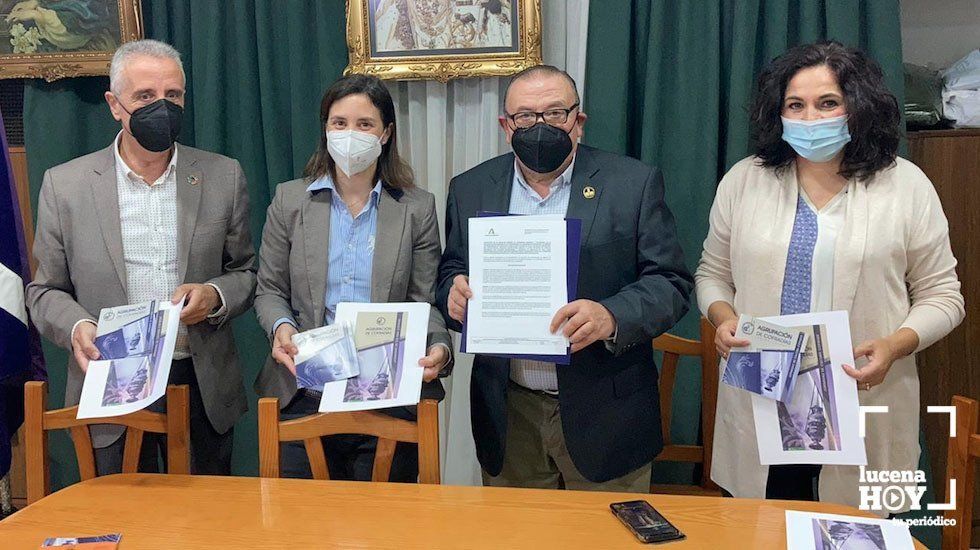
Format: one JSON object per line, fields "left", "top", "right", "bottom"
{"left": 857, "top": 405, "right": 958, "bottom": 527}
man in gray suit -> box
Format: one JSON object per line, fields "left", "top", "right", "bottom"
{"left": 26, "top": 39, "right": 256, "bottom": 475}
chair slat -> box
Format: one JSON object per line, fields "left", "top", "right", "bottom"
{"left": 44, "top": 407, "right": 168, "bottom": 433}
{"left": 658, "top": 352, "right": 679, "bottom": 445}
{"left": 417, "top": 400, "right": 441, "bottom": 484}
{"left": 372, "top": 438, "right": 397, "bottom": 482}
{"left": 121, "top": 428, "right": 145, "bottom": 473}
{"left": 25, "top": 381, "right": 49, "bottom": 505}
{"left": 165, "top": 385, "right": 191, "bottom": 475}
{"left": 258, "top": 398, "right": 282, "bottom": 479}
{"left": 68, "top": 425, "right": 98, "bottom": 481}
{"left": 280, "top": 410, "right": 419, "bottom": 443}
{"left": 304, "top": 438, "right": 330, "bottom": 480}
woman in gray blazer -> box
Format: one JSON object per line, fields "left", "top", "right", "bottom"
{"left": 254, "top": 74, "right": 453, "bottom": 481}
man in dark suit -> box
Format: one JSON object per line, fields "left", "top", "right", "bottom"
{"left": 436, "top": 65, "right": 693, "bottom": 491}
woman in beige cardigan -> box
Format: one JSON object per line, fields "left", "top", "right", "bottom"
{"left": 696, "top": 42, "right": 963, "bottom": 509}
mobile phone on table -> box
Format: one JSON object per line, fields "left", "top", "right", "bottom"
{"left": 610, "top": 500, "right": 686, "bottom": 544}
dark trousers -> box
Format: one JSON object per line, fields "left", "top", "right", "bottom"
{"left": 93, "top": 358, "right": 233, "bottom": 476}
{"left": 765, "top": 464, "right": 822, "bottom": 501}
{"left": 278, "top": 390, "right": 418, "bottom": 482}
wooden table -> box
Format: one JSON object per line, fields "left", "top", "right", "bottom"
{"left": 0, "top": 474, "right": 926, "bottom": 549}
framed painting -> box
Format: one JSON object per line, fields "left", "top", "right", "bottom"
{"left": 345, "top": 0, "right": 542, "bottom": 82}
{"left": 0, "top": 0, "right": 143, "bottom": 81}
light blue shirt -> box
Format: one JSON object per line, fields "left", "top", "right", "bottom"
{"left": 507, "top": 159, "right": 574, "bottom": 391}
{"left": 273, "top": 176, "right": 381, "bottom": 334}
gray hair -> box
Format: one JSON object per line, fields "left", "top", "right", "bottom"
{"left": 109, "top": 39, "right": 185, "bottom": 96}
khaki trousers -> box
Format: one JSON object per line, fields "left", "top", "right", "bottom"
{"left": 482, "top": 381, "right": 652, "bottom": 492}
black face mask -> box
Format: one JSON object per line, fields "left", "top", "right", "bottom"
{"left": 511, "top": 122, "right": 574, "bottom": 174}
{"left": 119, "top": 98, "right": 183, "bottom": 152}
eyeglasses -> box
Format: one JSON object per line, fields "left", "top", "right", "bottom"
{"left": 506, "top": 103, "right": 580, "bottom": 129}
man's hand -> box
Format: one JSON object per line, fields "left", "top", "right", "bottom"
{"left": 418, "top": 344, "right": 449, "bottom": 382}
{"left": 447, "top": 274, "right": 472, "bottom": 323}
{"left": 550, "top": 299, "right": 617, "bottom": 353}
{"left": 271, "top": 323, "right": 299, "bottom": 375}
{"left": 171, "top": 283, "right": 220, "bottom": 325}
{"left": 71, "top": 321, "right": 99, "bottom": 373}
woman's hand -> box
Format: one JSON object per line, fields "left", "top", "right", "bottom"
{"left": 714, "top": 317, "right": 750, "bottom": 358}
{"left": 418, "top": 344, "right": 449, "bottom": 382}
{"left": 843, "top": 329, "right": 918, "bottom": 391}
{"left": 272, "top": 323, "right": 299, "bottom": 376}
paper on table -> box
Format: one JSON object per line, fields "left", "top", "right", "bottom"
{"left": 751, "top": 310, "right": 867, "bottom": 466}
{"left": 77, "top": 300, "right": 181, "bottom": 419}
{"left": 42, "top": 533, "right": 123, "bottom": 549}
{"left": 785, "top": 510, "right": 915, "bottom": 550}
{"left": 464, "top": 215, "right": 569, "bottom": 357}
{"left": 318, "top": 302, "right": 429, "bottom": 413}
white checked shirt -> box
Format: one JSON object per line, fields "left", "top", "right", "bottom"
{"left": 507, "top": 159, "right": 575, "bottom": 392}
{"left": 112, "top": 135, "right": 192, "bottom": 358}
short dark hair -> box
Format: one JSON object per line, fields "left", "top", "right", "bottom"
{"left": 304, "top": 74, "right": 413, "bottom": 188}
{"left": 504, "top": 65, "right": 581, "bottom": 109}
{"left": 750, "top": 41, "right": 900, "bottom": 181}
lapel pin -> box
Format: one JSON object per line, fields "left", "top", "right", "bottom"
{"left": 187, "top": 175, "right": 199, "bottom": 186}
{"left": 583, "top": 186, "right": 596, "bottom": 199}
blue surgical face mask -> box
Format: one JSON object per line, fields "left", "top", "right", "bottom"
{"left": 781, "top": 115, "right": 851, "bottom": 163}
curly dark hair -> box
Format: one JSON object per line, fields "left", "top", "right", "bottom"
{"left": 750, "top": 41, "right": 900, "bottom": 181}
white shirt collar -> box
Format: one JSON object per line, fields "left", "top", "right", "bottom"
{"left": 113, "top": 131, "right": 178, "bottom": 186}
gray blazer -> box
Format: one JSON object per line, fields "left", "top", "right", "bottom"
{"left": 26, "top": 143, "right": 257, "bottom": 448}
{"left": 253, "top": 178, "right": 452, "bottom": 405}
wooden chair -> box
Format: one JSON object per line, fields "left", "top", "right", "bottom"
{"left": 942, "top": 395, "right": 979, "bottom": 550}
{"left": 258, "top": 398, "right": 441, "bottom": 483}
{"left": 650, "top": 317, "right": 722, "bottom": 496}
{"left": 24, "top": 380, "right": 190, "bottom": 504}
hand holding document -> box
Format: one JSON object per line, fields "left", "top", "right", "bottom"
{"left": 785, "top": 511, "right": 915, "bottom": 550}
{"left": 462, "top": 214, "right": 581, "bottom": 363}
{"left": 292, "top": 323, "right": 359, "bottom": 392}
{"left": 77, "top": 300, "right": 180, "bottom": 419}
{"left": 723, "top": 314, "right": 808, "bottom": 403}
{"left": 318, "top": 302, "right": 430, "bottom": 413}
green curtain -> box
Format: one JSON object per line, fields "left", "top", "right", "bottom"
{"left": 23, "top": 0, "right": 348, "bottom": 485}
{"left": 582, "top": 2, "right": 941, "bottom": 546}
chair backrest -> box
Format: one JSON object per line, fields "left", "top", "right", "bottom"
{"left": 942, "top": 395, "right": 979, "bottom": 550}
{"left": 24, "top": 380, "right": 190, "bottom": 504}
{"left": 258, "top": 398, "right": 440, "bottom": 484}
{"left": 651, "top": 317, "right": 720, "bottom": 494}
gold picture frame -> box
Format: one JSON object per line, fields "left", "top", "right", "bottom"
{"left": 345, "top": 0, "right": 542, "bottom": 83}
{"left": 0, "top": 0, "right": 143, "bottom": 81}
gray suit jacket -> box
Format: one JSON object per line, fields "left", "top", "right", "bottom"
{"left": 26, "top": 143, "right": 257, "bottom": 447}
{"left": 253, "top": 178, "right": 452, "bottom": 405}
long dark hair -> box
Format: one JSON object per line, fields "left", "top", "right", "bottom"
{"left": 304, "top": 74, "right": 414, "bottom": 188}
{"left": 750, "top": 41, "right": 900, "bottom": 181}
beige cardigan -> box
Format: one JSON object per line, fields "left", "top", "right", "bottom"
{"left": 695, "top": 156, "right": 964, "bottom": 512}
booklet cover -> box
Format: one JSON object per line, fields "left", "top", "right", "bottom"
{"left": 77, "top": 300, "right": 181, "bottom": 419}
{"left": 752, "top": 311, "right": 867, "bottom": 466}
{"left": 724, "top": 314, "right": 808, "bottom": 403}
{"left": 786, "top": 511, "right": 915, "bottom": 550}
{"left": 291, "top": 323, "right": 359, "bottom": 392}
{"left": 319, "top": 302, "right": 429, "bottom": 413}
{"left": 41, "top": 533, "right": 122, "bottom": 549}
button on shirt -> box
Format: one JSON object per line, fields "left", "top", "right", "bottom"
{"left": 112, "top": 134, "right": 190, "bottom": 358}
{"left": 507, "top": 159, "right": 575, "bottom": 392}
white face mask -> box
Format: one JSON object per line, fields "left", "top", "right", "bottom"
{"left": 326, "top": 129, "right": 383, "bottom": 177}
